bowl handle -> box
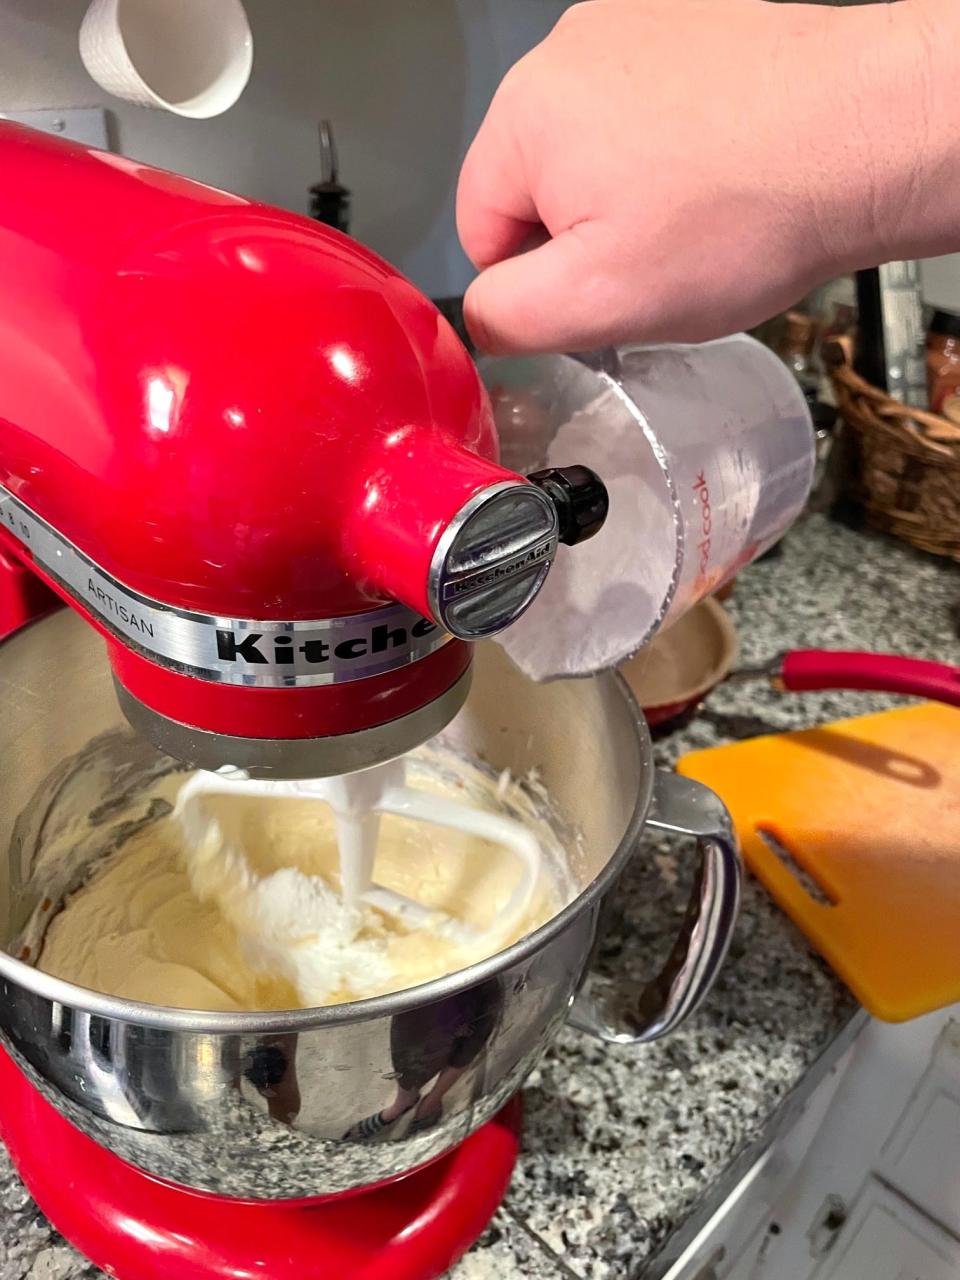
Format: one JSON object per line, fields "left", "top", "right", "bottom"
{"left": 568, "top": 772, "right": 742, "bottom": 1045}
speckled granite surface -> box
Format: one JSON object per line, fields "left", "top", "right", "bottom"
{"left": 1, "top": 514, "right": 957, "bottom": 1280}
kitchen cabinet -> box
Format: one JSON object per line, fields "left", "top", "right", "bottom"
{"left": 812, "top": 1180, "right": 960, "bottom": 1280}
{"left": 877, "top": 1021, "right": 960, "bottom": 1240}
{"left": 671, "top": 1008, "right": 960, "bottom": 1280}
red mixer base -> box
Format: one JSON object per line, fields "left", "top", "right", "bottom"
{"left": 0, "top": 1049, "right": 520, "bottom": 1280}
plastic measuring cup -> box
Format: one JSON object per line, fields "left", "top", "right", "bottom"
{"left": 479, "top": 335, "right": 815, "bottom": 680}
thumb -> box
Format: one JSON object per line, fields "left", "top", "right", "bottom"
{"left": 463, "top": 226, "right": 619, "bottom": 355}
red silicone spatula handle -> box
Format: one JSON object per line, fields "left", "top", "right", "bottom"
{"left": 781, "top": 650, "right": 960, "bottom": 707}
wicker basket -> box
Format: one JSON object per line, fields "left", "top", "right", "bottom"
{"left": 826, "top": 341, "right": 960, "bottom": 561}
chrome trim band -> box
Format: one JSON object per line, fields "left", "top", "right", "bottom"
{"left": 0, "top": 487, "right": 451, "bottom": 688}
{"left": 114, "top": 667, "right": 473, "bottom": 778}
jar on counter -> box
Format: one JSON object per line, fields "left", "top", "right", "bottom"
{"left": 777, "top": 309, "right": 819, "bottom": 405}
{"left": 926, "top": 309, "right": 960, "bottom": 424}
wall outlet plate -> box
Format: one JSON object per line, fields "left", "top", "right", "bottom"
{"left": 0, "top": 108, "right": 109, "bottom": 150}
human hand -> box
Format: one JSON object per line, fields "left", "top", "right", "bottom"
{"left": 457, "top": 0, "right": 944, "bottom": 354}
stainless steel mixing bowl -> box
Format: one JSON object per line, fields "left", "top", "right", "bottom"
{"left": 0, "top": 609, "right": 739, "bottom": 1197}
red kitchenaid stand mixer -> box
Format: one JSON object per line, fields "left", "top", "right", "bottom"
{"left": 0, "top": 122, "right": 608, "bottom": 1279}
{"left": 0, "top": 122, "right": 606, "bottom": 780}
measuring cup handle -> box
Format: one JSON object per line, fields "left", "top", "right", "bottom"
{"left": 781, "top": 650, "right": 960, "bottom": 707}
{"left": 569, "top": 772, "right": 741, "bottom": 1045}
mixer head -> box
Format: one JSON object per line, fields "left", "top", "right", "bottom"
{"left": 0, "top": 124, "right": 607, "bottom": 778}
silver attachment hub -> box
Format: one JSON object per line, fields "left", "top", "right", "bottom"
{"left": 427, "top": 482, "right": 559, "bottom": 640}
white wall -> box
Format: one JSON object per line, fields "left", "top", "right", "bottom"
{"left": 0, "top": 0, "right": 570, "bottom": 296}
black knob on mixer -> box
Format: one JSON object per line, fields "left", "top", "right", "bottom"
{"left": 527, "top": 466, "right": 608, "bottom": 546}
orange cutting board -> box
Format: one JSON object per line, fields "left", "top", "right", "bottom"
{"left": 678, "top": 702, "right": 960, "bottom": 1022}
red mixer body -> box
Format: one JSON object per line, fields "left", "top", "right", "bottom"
{"left": 0, "top": 127, "right": 500, "bottom": 619}
{"left": 0, "top": 123, "right": 572, "bottom": 770}
{"left": 0, "top": 1045, "right": 521, "bottom": 1280}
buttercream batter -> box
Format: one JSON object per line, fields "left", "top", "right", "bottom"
{"left": 37, "top": 751, "right": 571, "bottom": 1011}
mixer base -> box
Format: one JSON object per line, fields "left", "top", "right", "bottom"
{"left": 0, "top": 1048, "right": 521, "bottom": 1280}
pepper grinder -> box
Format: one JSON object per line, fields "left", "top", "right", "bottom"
{"left": 309, "top": 120, "right": 351, "bottom": 234}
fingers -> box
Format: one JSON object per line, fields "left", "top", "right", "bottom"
{"left": 463, "top": 227, "right": 617, "bottom": 354}
{"left": 456, "top": 98, "right": 541, "bottom": 271}
{"left": 458, "top": 43, "right": 630, "bottom": 354}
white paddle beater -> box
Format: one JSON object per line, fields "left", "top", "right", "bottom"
{"left": 174, "top": 758, "right": 544, "bottom": 952}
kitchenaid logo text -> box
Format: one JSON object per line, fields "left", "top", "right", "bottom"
{"left": 442, "top": 538, "right": 554, "bottom": 600}
{"left": 215, "top": 618, "right": 438, "bottom": 667}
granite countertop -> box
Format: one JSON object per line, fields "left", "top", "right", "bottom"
{"left": 2, "top": 514, "right": 958, "bottom": 1280}
{"left": 454, "top": 512, "right": 960, "bottom": 1280}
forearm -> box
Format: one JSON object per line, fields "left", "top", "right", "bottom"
{"left": 816, "top": 0, "right": 960, "bottom": 273}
